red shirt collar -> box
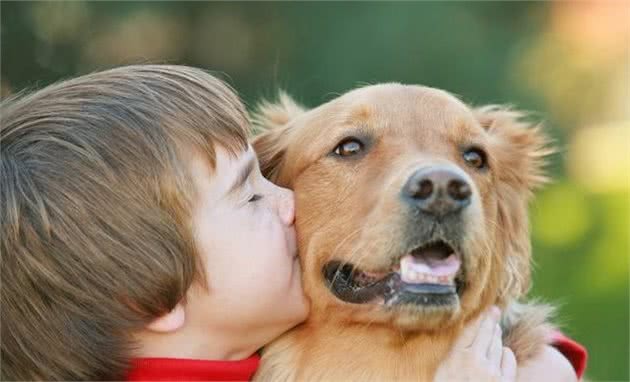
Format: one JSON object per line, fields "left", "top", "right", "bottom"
{"left": 127, "top": 354, "right": 260, "bottom": 381}
{"left": 551, "top": 331, "right": 588, "bottom": 379}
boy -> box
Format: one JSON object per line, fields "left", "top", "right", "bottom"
{"left": 0, "top": 65, "right": 583, "bottom": 380}
{"left": 2, "top": 65, "right": 309, "bottom": 380}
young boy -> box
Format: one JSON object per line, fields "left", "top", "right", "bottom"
{"left": 1, "top": 64, "right": 307, "bottom": 380}
{"left": 0, "top": 65, "right": 584, "bottom": 381}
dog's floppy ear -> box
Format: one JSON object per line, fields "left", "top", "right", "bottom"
{"left": 474, "top": 106, "right": 554, "bottom": 301}
{"left": 251, "top": 91, "right": 306, "bottom": 184}
{"left": 475, "top": 105, "right": 553, "bottom": 190}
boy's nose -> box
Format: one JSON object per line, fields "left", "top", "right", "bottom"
{"left": 277, "top": 188, "right": 295, "bottom": 226}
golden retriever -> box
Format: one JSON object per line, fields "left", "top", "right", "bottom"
{"left": 252, "top": 84, "right": 556, "bottom": 381}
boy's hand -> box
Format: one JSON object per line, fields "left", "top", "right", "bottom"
{"left": 516, "top": 345, "right": 577, "bottom": 382}
{"left": 434, "top": 306, "right": 517, "bottom": 382}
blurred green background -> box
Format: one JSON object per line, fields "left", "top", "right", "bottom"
{"left": 2, "top": 2, "right": 628, "bottom": 380}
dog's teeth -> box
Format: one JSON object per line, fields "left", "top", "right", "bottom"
{"left": 401, "top": 256, "right": 457, "bottom": 285}
{"left": 401, "top": 270, "right": 456, "bottom": 285}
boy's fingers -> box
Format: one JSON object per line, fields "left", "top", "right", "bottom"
{"left": 500, "top": 347, "right": 517, "bottom": 382}
{"left": 471, "top": 306, "right": 500, "bottom": 353}
{"left": 487, "top": 324, "right": 503, "bottom": 364}
{"left": 452, "top": 312, "right": 486, "bottom": 350}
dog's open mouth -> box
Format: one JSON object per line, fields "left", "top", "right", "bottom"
{"left": 322, "top": 240, "right": 464, "bottom": 307}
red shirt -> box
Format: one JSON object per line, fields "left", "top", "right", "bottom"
{"left": 127, "top": 333, "right": 587, "bottom": 381}
{"left": 127, "top": 355, "right": 260, "bottom": 381}
{"left": 551, "top": 331, "right": 588, "bottom": 379}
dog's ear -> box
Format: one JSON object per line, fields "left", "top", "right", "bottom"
{"left": 475, "top": 105, "right": 553, "bottom": 190}
{"left": 474, "top": 106, "right": 554, "bottom": 301}
{"left": 251, "top": 91, "right": 306, "bottom": 184}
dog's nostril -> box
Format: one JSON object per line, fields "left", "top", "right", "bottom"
{"left": 406, "top": 177, "right": 434, "bottom": 200}
{"left": 447, "top": 180, "right": 471, "bottom": 201}
{"left": 416, "top": 179, "right": 433, "bottom": 199}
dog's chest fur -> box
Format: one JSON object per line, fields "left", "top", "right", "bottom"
{"left": 256, "top": 324, "right": 453, "bottom": 381}
{"left": 255, "top": 302, "right": 554, "bottom": 382}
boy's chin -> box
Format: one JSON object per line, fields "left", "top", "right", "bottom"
{"left": 275, "top": 292, "right": 310, "bottom": 331}
{"left": 251, "top": 303, "right": 308, "bottom": 351}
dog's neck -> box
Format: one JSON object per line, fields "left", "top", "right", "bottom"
{"left": 258, "top": 316, "right": 460, "bottom": 381}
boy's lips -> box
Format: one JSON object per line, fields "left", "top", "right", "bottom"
{"left": 285, "top": 225, "right": 298, "bottom": 259}
{"left": 287, "top": 227, "right": 298, "bottom": 259}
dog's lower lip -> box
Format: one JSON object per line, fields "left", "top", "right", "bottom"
{"left": 322, "top": 240, "right": 465, "bottom": 306}
{"left": 322, "top": 261, "right": 394, "bottom": 304}
{"left": 323, "top": 262, "right": 464, "bottom": 307}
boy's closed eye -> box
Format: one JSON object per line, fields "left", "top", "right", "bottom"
{"left": 227, "top": 152, "right": 257, "bottom": 197}
{"left": 248, "top": 194, "right": 264, "bottom": 203}
{"left": 223, "top": 149, "right": 266, "bottom": 206}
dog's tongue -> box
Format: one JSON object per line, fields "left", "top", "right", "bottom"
{"left": 400, "top": 253, "right": 460, "bottom": 278}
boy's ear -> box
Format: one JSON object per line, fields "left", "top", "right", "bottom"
{"left": 146, "top": 303, "right": 185, "bottom": 333}
{"left": 251, "top": 91, "right": 306, "bottom": 184}
{"left": 473, "top": 106, "right": 555, "bottom": 302}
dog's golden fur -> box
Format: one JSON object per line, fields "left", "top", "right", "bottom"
{"left": 252, "top": 84, "right": 556, "bottom": 381}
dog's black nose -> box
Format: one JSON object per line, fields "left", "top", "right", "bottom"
{"left": 403, "top": 167, "right": 472, "bottom": 217}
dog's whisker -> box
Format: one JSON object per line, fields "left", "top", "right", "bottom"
{"left": 327, "top": 228, "right": 363, "bottom": 287}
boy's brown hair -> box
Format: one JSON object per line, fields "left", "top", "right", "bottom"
{"left": 0, "top": 65, "right": 249, "bottom": 380}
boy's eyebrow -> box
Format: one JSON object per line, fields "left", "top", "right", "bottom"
{"left": 227, "top": 155, "right": 256, "bottom": 196}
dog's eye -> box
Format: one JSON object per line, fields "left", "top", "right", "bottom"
{"left": 463, "top": 148, "right": 487, "bottom": 169}
{"left": 334, "top": 138, "right": 364, "bottom": 157}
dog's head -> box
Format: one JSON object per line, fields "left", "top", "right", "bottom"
{"left": 253, "top": 84, "right": 551, "bottom": 331}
